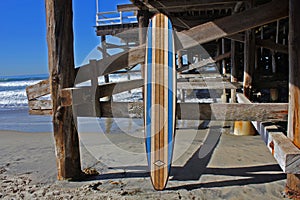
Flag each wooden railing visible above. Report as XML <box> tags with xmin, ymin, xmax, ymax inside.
<box><xmin>96</xmin><ymin>11</ymin><xmax>138</xmax><ymax>26</ymax></box>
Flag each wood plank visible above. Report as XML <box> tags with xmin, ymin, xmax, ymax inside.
<box><xmin>178</xmin><ymin>77</ymin><xmax>232</xmax><ymax>82</ymax></box>
<box><xmin>74</xmin><ymin>102</ymin><xmax>288</xmax><ymax>121</ymax></box>
<box><xmin>29</xmin><ymin>109</ymin><xmax>52</xmax><ymax>116</ymax></box>
<box><xmin>60</xmin><ymin>79</ymin><xmax>144</xmax><ymax>106</ymax></box>
<box><xmin>178</xmin><ymin>73</ymin><xmax>222</xmax><ymax>78</ymax></box>
<box><xmin>226</xmin><ymin>33</ymin><xmax>245</xmax><ymax>43</ymax></box>
<box><xmin>254</xmin><ymin>121</ymin><xmax>300</xmax><ymax>174</ymax></box>
<box><xmin>45</xmin><ymin>0</ymin><xmax>81</xmax><ymax>180</ymax></box>
<box><xmin>105</xmin><ymin>42</ymin><xmax>136</xmax><ymax>50</ymax></box>
<box><xmin>176</xmin><ymin>102</ymin><xmax>288</xmax><ymax>121</ymax></box>
<box><xmin>256</xmin><ymin>39</ymin><xmax>288</xmax><ymax>54</ymax></box>
<box><xmin>178</xmin><ymin>52</ymin><xmax>231</xmax><ymax>72</ymax></box>
<box><xmin>177</xmin><ymin>81</ymin><xmax>239</xmax><ymax>90</ymax></box>
<box><xmin>145</xmin><ymin>0</ymin><xmax>243</xmax><ymax>8</ymax></box>
<box><xmin>74</xmin><ymin>45</ymin><xmax>145</xmax><ymax>84</ymax></box>
<box><xmin>98</xmin><ymin>79</ymin><xmax>143</xmax><ymax>98</ymax></box>
<box><xmin>117</xmin><ymin>4</ymin><xmax>139</xmax><ymax>12</ymax></box>
<box><xmin>268</xmin><ymin>132</ymin><xmax>300</xmax><ymax>174</ymax></box>
<box><xmin>158</xmin><ymin>3</ymin><xmax>237</xmax><ymax>12</ymax></box>
<box><xmin>26</xmin><ymin>79</ymin><xmax>50</xmax><ymax>100</ymax></box>
<box><xmin>179</xmin><ymin>0</ymin><xmax>288</xmax><ymax>49</ymax></box>
<box><xmin>28</xmin><ymin>100</ymin><xmax>52</xmax><ymax>110</ymax></box>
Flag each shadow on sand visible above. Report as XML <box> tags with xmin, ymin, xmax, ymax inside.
<box><xmin>80</xmin><ymin>123</ymin><xmax>285</xmax><ymax>189</ymax></box>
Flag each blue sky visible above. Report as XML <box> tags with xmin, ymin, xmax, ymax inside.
<box><xmin>0</xmin><ymin>0</ymin><xmax>130</xmax><ymax>76</ymax></box>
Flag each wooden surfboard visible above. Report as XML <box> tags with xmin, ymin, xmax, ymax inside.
<box><xmin>144</xmin><ymin>13</ymin><xmax>176</xmax><ymax>191</ymax></box>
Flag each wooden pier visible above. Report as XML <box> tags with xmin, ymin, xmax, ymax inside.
<box><xmin>27</xmin><ymin>0</ymin><xmax>300</xmax><ymax>196</ymax></box>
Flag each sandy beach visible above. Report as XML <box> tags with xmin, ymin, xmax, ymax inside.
<box><xmin>0</xmin><ymin>120</ymin><xmax>289</xmax><ymax>199</ymax></box>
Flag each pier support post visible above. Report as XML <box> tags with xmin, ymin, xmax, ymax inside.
<box><xmin>286</xmin><ymin>0</ymin><xmax>300</xmax><ymax>197</ymax></box>
<box><xmin>101</xmin><ymin>36</ymin><xmax>110</xmax><ymax>84</ymax></box>
<box><xmin>45</xmin><ymin>0</ymin><xmax>82</xmax><ymax>180</ymax></box>
<box><xmin>230</xmin><ymin>40</ymin><xmax>237</xmax><ymax>103</ymax></box>
<box><xmin>221</xmin><ymin>38</ymin><xmax>226</xmax><ymax>75</ymax></box>
<box><xmin>138</xmin><ymin>10</ymin><xmax>150</xmax><ymax>100</ymax></box>
<box><xmin>243</xmin><ymin>29</ymin><xmax>255</xmax><ymax>99</ymax></box>
<box><xmin>234</xmin><ymin>1</ymin><xmax>256</xmax><ymax>136</ymax></box>
<box><xmin>138</xmin><ymin>10</ymin><xmax>150</xmax><ymax>78</ymax></box>
<box><xmin>177</xmin><ymin>50</ymin><xmax>185</xmax><ymax>102</ymax></box>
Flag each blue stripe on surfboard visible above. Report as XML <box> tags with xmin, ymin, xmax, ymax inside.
<box><xmin>146</xmin><ymin>21</ymin><xmax>152</xmax><ymax>165</ymax></box>
<box><xmin>167</xmin><ymin>19</ymin><xmax>174</xmax><ymax>169</ymax></box>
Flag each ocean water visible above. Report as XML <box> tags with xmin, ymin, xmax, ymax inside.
<box><xmin>0</xmin><ymin>74</ymin><xmax>52</xmax><ymax>132</ymax></box>
<box><xmin>0</xmin><ymin>74</ymin><xmax>49</xmax><ymax>110</ymax></box>
<box><xmin>0</xmin><ymin>73</ymin><xmax>144</xmax><ymax>133</ymax></box>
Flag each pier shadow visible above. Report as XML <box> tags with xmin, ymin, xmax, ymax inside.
<box><xmin>81</xmin><ymin>164</ymin><xmax>285</xmax><ymax>190</ymax></box>
<box><xmin>170</xmin><ymin>125</ymin><xmax>222</xmax><ymax>180</ymax></box>
<box><xmin>80</xmin><ymin>125</ymin><xmax>285</xmax><ymax>189</ymax></box>
<box><xmin>167</xmin><ymin>164</ymin><xmax>285</xmax><ymax>191</ymax></box>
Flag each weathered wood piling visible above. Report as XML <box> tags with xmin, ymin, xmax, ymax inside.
<box><xmin>286</xmin><ymin>0</ymin><xmax>300</xmax><ymax>197</ymax></box>
<box><xmin>45</xmin><ymin>0</ymin><xmax>81</xmax><ymax>180</ymax></box>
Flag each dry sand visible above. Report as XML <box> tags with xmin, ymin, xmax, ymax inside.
<box><xmin>0</xmin><ymin>121</ymin><xmax>289</xmax><ymax>199</ymax></box>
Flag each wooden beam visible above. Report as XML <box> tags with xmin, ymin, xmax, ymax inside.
<box><xmin>45</xmin><ymin>0</ymin><xmax>81</xmax><ymax>180</ymax></box>
<box><xmin>226</xmin><ymin>33</ymin><xmax>245</xmax><ymax>43</ymax></box>
<box><xmin>286</xmin><ymin>0</ymin><xmax>300</xmax><ymax>197</ymax></box>
<box><xmin>97</xmin><ymin>79</ymin><xmax>143</xmax><ymax>99</ymax></box>
<box><xmin>221</xmin><ymin>38</ymin><xmax>226</xmax><ymax>75</ymax></box>
<box><xmin>236</xmin><ymin>93</ymin><xmax>299</xmax><ymax>174</ymax></box>
<box><xmin>251</xmin><ymin>120</ymin><xmax>300</xmax><ymax>174</ymax></box>
<box><xmin>102</xmin><ymin>42</ymin><xmax>137</xmax><ymax>50</ymax></box>
<box><xmin>178</xmin><ymin>73</ymin><xmax>222</xmax><ymax>79</ymax></box>
<box><xmin>28</xmin><ymin>100</ymin><xmax>52</xmax><ymax>110</ymax></box>
<box><xmin>74</xmin><ymin>45</ymin><xmax>145</xmax><ymax>84</ymax></box>
<box><xmin>132</xmin><ymin>0</ymin><xmax>242</xmax><ymax>8</ymax></box>
<box><xmin>145</xmin><ymin>0</ymin><xmax>244</xmax><ymax>8</ymax></box>
<box><xmin>60</xmin><ymin>79</ymin><xmax>144</xmax><ymax>106</ymax></box>
<box><xmin>177</xmin><ymin>81</ymin><xmax>239</xmax><ymax>90</ymax></box>
<box><xmin>177</xmin><ymin>102</ymin><xmax>288</xmax><ymax>121</ymax></box>
<box><xmin>30</xmin><ymin>99</ymin><xmax>288</xmax><ymax>121</ymax></box>
<box><xmin>117</xmin><ymin>4</ymin><xmax>139</xmax><ymax>12</ymax></box>
<box><xmin>159</xmin><ymin>3</ymin><xmax>237</xmax><ymax>12</ymax></box>
<box><xmin>179</xmin><ymin>0</ymin><xmax>288</xmax><ymax>49</ymax></box>
<box><xmin>256</xmin><ymin>39</ymin><xmax>288</xmax><ymax>54</ymax></box>
<box><xmin>73</xmin><ymin>102</ymin><xmax>288</xmax><ymax>121</ymax></box>
<box><xmin>178</xmin><ymin>52</ymin><xmax>231</xmax><ymax>72</ymax></box>
<box><xmin>268</xmin><ymin>132</ymin><xmax>300</xmax><ymax>174</ymax></box>
<box><xmin>97</xmin><ymin>46</ymin><xmax>112</xmax><ymax>55</ymax></box>
<box><xmin>252</xmin><ymin>121</ymin><xmax>300</xmax><ymax>174</ymax></box>
<box><xmin>26</xmin><ymin>79</ymin><xmax>50</xmax><ymax>100</ymax></box>
<box><xmin>29</xmin><ymin>109</ymin><xmax>52</xmax><ymax>116</ymax></box>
